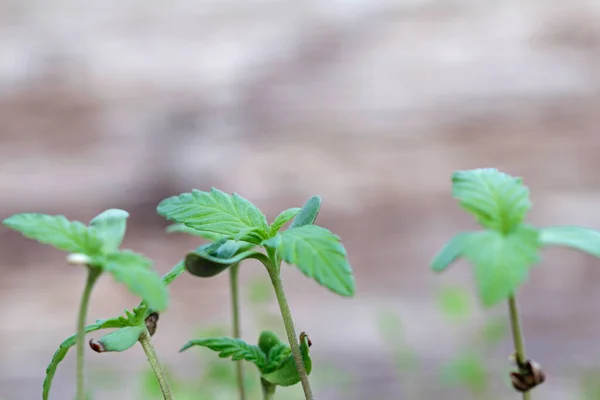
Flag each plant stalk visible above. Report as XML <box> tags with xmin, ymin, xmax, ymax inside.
<box><xmin>230</xmin><ymin>263</ymin><xmax>247</xmax><ymax>400</ymax></box>
<box><xmin>76</xmin><ymin>267</ymin><xmax>101</xmax><ymax>400</ymax></box>
<box><xmin>261</xmin><ymin>378</ymin><xmax>276</xmax><ymax>400</ymax></box>
<box><xmin>266</xmin><ymin>265</ymin><xmax>314</xmax><ymax>400</ymax></box>
<box><xmin>139</xmin><ymin>329</ymin><xmax>174</xmax><ymax>400</ymax></box>
<box><xmin>508</xmin><ymin>295</ymin><xmax>531</xmax><ymax>400</ymax></box>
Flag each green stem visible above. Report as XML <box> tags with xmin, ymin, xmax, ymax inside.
<box><xmin>266</xmin><ymin>265</ymin><xmax>314</xmax><ymax>400</ymax></box>
<box><xmin>230</xmin><ymin>263</ymin><xmax>247</xmax><ymax>400</ymax></box>
<box><xmin>508</xmin><ymin>295</ymin><xmax>531</xmax><ymax>400</ymax></box>
<box><xmin>261</xmin><ymin>378</ymin><xmax>276</xmax><ymax>400</ymax></box>
<box><xmin>139</xmin><ymin>329</ymin><xmax>174</xmax><ymax>400</ymax></box>
<box><xmin>76</xmin><ymin>267</ymin><xmax>101</xmax><ymax>400</ymax></box>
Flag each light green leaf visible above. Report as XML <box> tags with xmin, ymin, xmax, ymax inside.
<box><xmin>539</xmin><ymin>225</ymin><xmax>600</xmax><ymax>257</ymax></box>
<box><xmin>3</xmin><ymin>213</ymin><xmax>103</xmax><ymax>255</ymax></box>
<box><xmin>89</xmin><ymin>325</ymin><xmax>145</xmax><ymax>353</ymax></box>
<box><xmin>161</xmin><ymin>260</ymin><xmax>186</xmax><ymax>286</ymax></box>
<box><xmin>157</xmin><ymin>188</ymin><xmax>269</xmax><ymax>242</ymax></box>
<box><xmin>180</xmin><ymin>337</ymin><xmax>267</xmax><ymax>369</ymax></box>
<box><xmin>269</xmin><ymin>208</ymin><xmax>301</xmax><ymax>236</ymax></box>
<box><xmin>462</xmin><ymin>226</ymin><xmax>541</xmax><ymax>307</ymax></box>
<box><xmin>43</xmin><ymin>318</ymin><xmax>126</xmax><ymax>400</ymax></box>
<box><xmin>262</xmin><ymin>225</ymin><xmax>355</xmax><ymax>297</ymax></box>
<box><xmin>290</xmin><ymin>196</ymin><xmax>321</xmax><ymax>228</ymax></box>
<box><xmin>165</xmin><ymin>223</ymin><xmax>224</xmax><ymax>241</ymax></box>
<box><xmin>440</xmin><ymin>352</ymin><xmax>489</xmax><ymax>395</ymax></box>
<box><xmin>104</xmin><ymin>251</ymin><xmax>168</xmax><ymax>311</ymax></box>
<box><xmin>436</xmin><ymin>286</ymin><xmax>473</xmax><ymax>322</ymax></box>
<box><xmin>265</xmin><ymin>344</ymin><xmax>292</xmax><ymax>373</ymax></box>
<box><xmin>452</xmin><ymin>168</ymin><xmax>531</xmax><ymax>233</ymax></box>
<box><xmin>431</xmin><ymin>232</ymin><xmax>472</xmax><ymax>272</ymax></box>
<box><xmin>89</xmin><ymin>209</ymin><xmax>129</xmax><ymax>253</ymax></box>
<box><xmin>262</xmin><ymin>333</ymin><xmax>312</xmax><ymax>387</ymax></box>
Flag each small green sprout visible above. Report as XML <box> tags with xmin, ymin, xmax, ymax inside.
<box><xmin>158</xmin><ymin>189</ymin><xmax>354</xmax><ymax>400</ymax></box>
<box><xmin>431</xmin><ymin>168</ymin><xmax>600</xmax><ymax>399</ymax></box>
<box><xmin>3</xmin><ymin>209</ymin><xmax>169</xmax><ymax>400</ymax></box>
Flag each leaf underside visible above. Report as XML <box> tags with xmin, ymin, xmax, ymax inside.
<box><xmin>290</xmin><ymin>195</ymin><xmax>321</xmax><ymax>229</ymax></box>
<box><xmin>263</xmin><ymin>224</ymin><xmax>355</xmax><ymax>296</ymax></box>
<box><xmin>463</xmin><ymin>226</ymin><xmax>541</xmax><ymax>307</ymax></box>
<box><xmin>452</xmin><ymin>168</ymin><xmax>531</xmax><ymax>232</ymax></box>
<box><xmin>89</xmin><ymin>209</ymin><xmax>129</xmax><ymax>253</ymax></box>
<box><xmin>3</xmin><ymin>213</ymin><xmax>103</xmax><ymax>255</ymax></box>
<box><xmin>184</xmin><ymin>240</ymin><xmax>263</xmax><ymax>277</ymax></box>
<box><xmin>431</xmin><ymin>233</ymin><xmax>471</xmax><ymax>272</ymax></box>
<box><xmin>157</xmin><ymin>188</ymin><xmax>269</xmax><ymax>240</ymax></box>
<box><xmin>180</xmin><ymin>337</ymin><xmax>267</xmax><ymax>369</ymax></box>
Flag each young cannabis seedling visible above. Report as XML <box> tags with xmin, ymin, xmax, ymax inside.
<box><xmin>43</xmin><ymin>260</ymin><xmax>185</xmax><ymax>400</ymax></box>
<box><xmin>157</xmin><ymin>189</ymin><xmax>355</xmax><ymax>400</ymax></box>
<box><xmin>431</xmin><ymin>168</ymin><xmax>600</xmax><ymax>399</ymax></box>
<box><xmin>180</xmin><ymin>330</ymin><xmax>312</xmax><ymax>400</ymax></box>
<box><xmin>2</xmin><ymin>209</ymin><xmax>169</xmax><ymax>400</ymax></box>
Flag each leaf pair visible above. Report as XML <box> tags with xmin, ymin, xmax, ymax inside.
<box><xmin>42</xmin><ymin>261</ymin><xmax>186</xmax><ymax>400</ymax></box>
<box><xmin>432</xmin><ymin>168</ymin><xmax>600</xmax><ymax>306</ymax></box>
<box><xmin>3</xmin><ymin>209</ymin><xmax>168</xmax><ymax>311</ymax></box>
<box><xmin>159</xmin><ymin>189</ymin><xmax>355</xmax><ymax>297</ymax></box>
<box><xmin>180</xmin><ymin>330</ymin><xmax>312</xmax><ymax>387</ymax></box>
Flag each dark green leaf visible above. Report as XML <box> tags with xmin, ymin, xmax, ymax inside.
<box><xmin>452</xmin><ymin>168</ymin><xmax>531</xmax><ymax>233</ymax></box>
<box><xmin>269</xmin><ymin>208</ymin><xmax>301</xmax><ymax>236</ymax></box>
<box><xmin>262</xmin><ymin>225</ymin><xmax>355</xmax><ymax>296</ymax></box>
<box><xmin>3</xmin><ymin>213</ymin><xmax>103</xmax><ymax>255</ymax></box>
<box><xmin>463</xmin><ymin>226</ymin><xmax>541</xmax><ymax>307</ymax></box>
<box><xmin>289</xmin><ymin>196</ymin><xmax>321</xmax><ymax>228</ymax></box>
<box><xmin>539</xmin><ymin>225</ymin><xmax>600</xmax><ymax>257</ymax></box>
<box><xmin>261</xmin><ymin>333</ymin><xmax>312</xmax><ymax>387</ymax></box>
<box><xmin>184</xmin><ymin>240</ymin><xmax>266</xmax><ymax>278</ymax></box>
<box><xmin>180</xmin><ymin>337</ymin><xmax>267</xmax><ymax>369</ymax></box>
<box><xmin>43</xmin><ymin>318</ymin><xmax>125</xmax><ymax>400</ymax></box>
<box><xmin>431</xmin><ymin>233</ymin><xmax>472</xmax><ymax>272</ymax></box>
<box><xmin>161</xmin><ymin>260</ymin><xmax>186</xmax><ymax>286</ymax></box>
<box><xmin>104</xmin><ymin>251</ymin><xmax>168</xmax><ymax>311</ymax></box>
<box><xmin>89</xmin><ymin>209</ymin><xmax>129</xmax><ymax>253</ymax></box>
<box><xmin>157</xmin><ymin>188</ymin><xmax>269</xmax><ymax>241</ymax></box>
<box><xmin>265</xmin><ymin>344</ymin><xmax>291</xmax><ymax>373</ymax></box>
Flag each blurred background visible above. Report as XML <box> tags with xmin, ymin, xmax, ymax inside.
<box><xmin>2</xmin><ymin>0</ymin><xmax>600</xmax><ymax>399</ymax></box>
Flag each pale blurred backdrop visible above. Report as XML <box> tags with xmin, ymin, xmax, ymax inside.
<box><xmin>2</xmin><ymin>1</ymin><xmax>600</xmax><ymax>399</ymax></box>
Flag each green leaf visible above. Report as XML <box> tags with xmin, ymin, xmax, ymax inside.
<box><xmin>265</xmin><ymin>344</ymin><xmax>292</xmax><ymax>373</ymax></box>
<box><xmin>290</xmin><ymin>196</ymin><xmax>321</xmax><ymax>229</ymax></box>
<box><xmin>157</xmin><ymin>188</ymin><xmax>269</xmax><ymax>242</ymax></box>
<box><xmin>89</xmin><ymin>209</ymin><xmax>129</xmax><ymax>253</ymax></box>
<box><xmin>43</xmin><ymin>318</ymin><xmax>125</xmax><ymax>400</ymax></box>
<box><xmin>165</xmin><ymin>223</ymin><xmax>224</xmax><ymax>241</ymax></box>
<box><xmin>440</xmin><ymin>352</ymin><xmax>489</xmax><ymax>395</ymax></box>
<box><xmin>462</xmin><ymin>226</ymin><xmax>541</xmax><ymax>307</ymax></box>
<box><xmin>262</xmin><ymin>333</ymin><xmax>312</xmax><ymax>387</ymax></box>
<box><xmin>104</xmin><ymin>251</ymin><xmax>169</xmax><ymax>311</ymax></box>
<box><xmin>180</xmin><ymin>337</ymin><xmax>267</xmax><ymax>369</ymax></box>
<box><xmin>269</xmin><ymin>208</ymin><xmax>301</xmax><ymax>236</ymax></box>
<box><xmin>184</xmin><ymin>240</ymin><xmax>266</xmax><ymax>278</ymax></box>
<box><xmin>263</xmin><ymin>225</ymin><xmax>355</xmax><ymax>296</ymax></box>
<box><xmin>452</xmin><ymin>168</ymin><xmax>531</xmax><ymax>233</ymax></box>
<box><xmin>431</xmin><ymin>233</ymin><xmax>471</xmax><ymax>272</ymax></box>
<box><xmin>161</xmin><ymin>260</ymin><xmax>186</xmax><ymax>286</ymax></box>
<box><xmin>539</xmin><ymin>225</ymin><xmax>600</xmax><ymax>257</ymax></box>
<box><xmin>89</xmin><ymin>325</ymin><xmax>145</xmax><ymax>353</ymax></box>
<box><xmin>3</xmin><ymin>213</ymin><xmax>103</xmax><ymax>255</ymax></box>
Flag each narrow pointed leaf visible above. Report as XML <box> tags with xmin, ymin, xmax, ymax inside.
<box><xmin>157</xmin><ymin>188</ymin><xmax>269</xmax><ymax>241</ymax></box>
<box><xmin>43</xmin><ymin>318</ymin><xmax>125</xmax><ymax>400</ymax></box>
<box><xmin>3</xmin><ymin>213</ymin><xmax>103</xmax><ymax>255</ymax></box>
<box><xmin>462</xmin><ymin>226</ymin><xmax>541</xmax><ymax>307</ymax></box>
<box><xmin>104</xmin><ymin>251</ymin><xmax>168</xmax><ymax>311</ymax></box>
<box><xmin>180</xmin><ymin>337</ymin><xmax>267</xmax><ymax>369</ymax></box>
<box><xmin>262</xmin><ymin>225</ymin><xmax>355</xmax><ymax>296</ymax></box>
<box><xmin>269</xmin><ymin>208</ymin><xmax>301</xmax><ymax>236</ymax></box>
<box><xmin>161</xmin><ymin>260</ymin><xmax>186</xmax><ymax>286</ymax></box>
<box><xmin>539</xmin><ymin>225</ymin><xmax>600</xmax><ymax>257</ymax></box>
<box><xmin>452</xmin><ymin>168</ymin><xmax>531</xmax><ymax>233</ymax></box>
<box><xmin>290</xmin><ymin>196</ymin><xmax>321</xmax><ymax>228</ymax></box>
<box><xmin>89</xmin><ymin>209</ymin><xmax>129</xmax><ymax>253</ymax></box>
<box><xmin>431</xmin><ymin>232</ymin><xmax>472</xmax><ymax>272</ymax></box>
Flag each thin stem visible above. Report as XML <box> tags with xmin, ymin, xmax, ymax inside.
<box><xmin>266</xmin><ymin>265</ymin><xmax>314</xmax><ymax>400</ymax></box>
<box><xmin>139</xmin><ymin>329</ymin><xmax>174</xmax><ymax>400</ymax></box>
<box><xmin>230</xmin><ymin>263</ymin><xmax>247</xmax><ymax>400</ymax></box>
<box><xmin>261</xmin><ymin>378</ymin><xmax>276</xmax><ymax>400</ymax></box>
<box><xmin>508</xmin><ymin>295</ymin><xmax>531</xmax><ymax>400</ymax></box>
<box><xmin>76</xmin><ymin>267</ymin><xmax>101</xmax><ymax>400</ymax></box>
